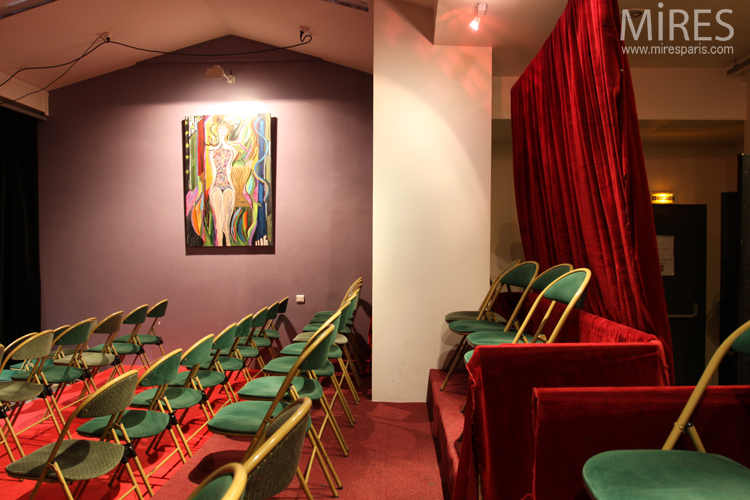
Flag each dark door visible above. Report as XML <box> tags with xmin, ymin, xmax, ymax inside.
<box><xmin>653</xmin><ymin>205</ymin><xmax>707</xmax><ymax>385</ymax></box>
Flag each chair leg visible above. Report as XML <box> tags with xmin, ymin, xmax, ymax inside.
<box><xmin>306</xmin><ymin>429</ymin><xmax>340</xmax><ymax>496</ymax></box>
<box><xmin>337</xmin><ymin>357</ymin><xmax>360</xmax><ymax>405</ymax></box>
<box><xmin>441</xmin><ymin>337</ymin><xmax>469</xmax><ymax>391</ymax></box>
<box><xmin>326</xmin><ymin>372</ymin><xmax>355</xmax><ymax>426</ymax></box>
<box><xmin>296</xmin><ymin>467</ymin><xmax>315</xmax><ymax>500</ymax></box>
<box><xmin>442</xmin><ymin>335</ymin><xmax>466</xmax><ymax>372</ymax></box>
<box><xmin>3</xmin><ymin>414</ymin><xmax>25</xmax><ymax>458</ymax></box>
<box><xmin>317</xmin><ymin>389</ymin><xmax>349</xmax><ymax>455</ymax></box>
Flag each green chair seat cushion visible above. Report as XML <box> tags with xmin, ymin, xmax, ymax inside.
<box><xmin>300</xmin><ymin>323</ymin><xmax>351</xmax><ymax>334</ymax></box>
<box><xmin>313</xmin><ymin>360</ymin><xmax>336</xmax><ymax>378</ymax></box>
<box><xmin>87</xmin><ymin>343</ymin><xmax>142</xmax><ymax>355</ymax></box>
<box><xmin>11</xmin><ymin>365</ymin><xmax>83</xmax><ymax>383</ymax></box>
<box><xmin>169</xmin><ymin>370</ymin><xmax>226</xmax><ymax>389</ymax></box>
<box><xmin>466</xmin><ymin>330</ymin><xmax>523</xmax><ymax>347</ymax></box>
<box><xmin>131</xmin><ymin>387</ymin><xmax>204</xmax><ymax>410</ymax></box>
<box><xmin>0</xmin><ymin>381</ymin><xmax>44</xmax><ymax>402</ymax></box>
<box><xmin>292</xmin><ymin>333</ymin><xmax>313</xmax><ymax>343</ymax></box>
<box><xmin>77</xmin><ymin>409</ymin><xmax>169</xmax><ymax>440</ymax></box>
<box><xmin>6</xmin><ymin>439</ymin><xmax>124</xmax><ymax>481</ymax></box>
<box><xmin>445</xmin><ymin>310</ymin><xmax>481</xmax><ymax>323</ymax></box>
<box><xmin>262</xmin><ymin>356</ymin><xmax>298</xmax><ymax>375</ymax></box>
<box><xmin>280</xmin><ymin>343</ymin><xmax>342</xmax><ymax>359</ymax></box>
<box><xmin>235</xmin><ymin>346</ymin><xmax>260</xmax><ymax>358</ymax></box>
<box><xmin>293</xmin><ymin>332</ymin><xmax>348</xmax><ymax>345</ymax></box>
<box><xmin>192</xmin><ymin>474</ymin><xmax>236</xmax><ymax>500</ymax></box>
<box><xmin>263</xmin><ymin>329</ymin><xmax>280</xmax><ymax>339</ymax></box>
<box><xmin>464</xmin><ymin>350</ymin><xmax>474</xmax><ymax>364</ymax></box>
<box><xmin>239</xmin><ymin>336</ymin><xmax>271</xmax><ymax>348</ymax></box>
<box><xmin>207</xmin><ymin>400</ymin><xmax>283</xmax><ymax>435</ymax></box>
<box><xmin>55</xmin><ymin>352</ymin><xmax>117</xmax><ymax>368</ymax></box>
<box><xmin>312</xmin><ymin>310</ymin><xmax>336</xmax><ymax>318</ymax></box>
<box><xmin>583</xmin><ymin>449</ymin><xmax>750</xmax><ymax>500</ymax></box>
<box><xmin>449</xmin><ymin>320</ymin><xmax>508</xmax><ymax>334</ymax></box>
<box><xmin>113</xmin><ymin>334</ymin><xmax>161</xmax><ymax>344</ymax></box>
<box><xmin>308</xmin><ymin>316</ymin><xmax>353</xmax><ymax>326</ymax></box>
<box><xmin>200</xmin><ymin>357</ymin><xmax>244</xmax><ymax>372</ymax></box>
<box><xmin>238</xmin><ymin>376</ymin><xmax>323</xmax><ymax>401</ymax></box>
<box><xmin>0</xmin><ymin>370</ymin><xmax>15</xmax><ymax>382</ymax></box>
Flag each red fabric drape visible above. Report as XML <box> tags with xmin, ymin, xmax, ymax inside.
<box><xmin>511</xmin><ymin>0</ymin><xmax>673</xmax><ymax>381</ymax></box>
<box><xmin>453</xmin><ymin>343</ymin><xmax>666</xmax><ymax>500</ymax></box>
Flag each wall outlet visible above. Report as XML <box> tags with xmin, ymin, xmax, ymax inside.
<box><xmin>296</xmin><ymin>295</ymin><xmax>305</xmax><ymax>304</ymax></box>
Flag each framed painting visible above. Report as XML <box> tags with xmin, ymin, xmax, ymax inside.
<box><xmin>183</xmin><ymin>114</ymin><xmax>273</xmax><ymax>247</ymax></box>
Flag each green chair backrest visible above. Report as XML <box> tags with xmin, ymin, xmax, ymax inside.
<box><xmin>94</xmin><ymin>311</ymin><xmax>124</xmax><ymax>334</ymax></box>
<box><xmin>512</xmin><ymin>268</ymin><xmax>592</xmax><ymax>344</ymax></box>
<box><xmin>55</xmin><ymin>318</ymin><xmax>96</xmax><ymax>346</ymax></box>
<box><xmin>11</xmin><ymin>330</ymin><xmax>54</xmax><ymax>361</ymax></box>
<box><xmin>531</xmin><ymin>264</ymin><xmax>574</xmax><ymax>292</ymax></box>
<box><xmin>123</xmin><ymin>304</ymin><xmax>149</xmax><ymax>325</ymax></box>
<box><xmin>236</xmin><ymin>313</ymin><xmax>254</xmax><ymax>338</ymax></box>
<box><xmin>266</xmin><ymin>302</ymin><xmax>280</xmax><ymax>321</ymax></box>
<box><xmin>544</xmin><ymin>269</ymin><xmax>590</xmax><ymax>309</ymax></box>
<box><xmin>277</xmin><ymin>297</ymin><xmax>289</xmax><ymax>314</ymax></box>
<box><xmin>181</xmin><ymin>335</ymin><xmax>215</xmax><ymax>366</ymax></box>
<box><xmin>499</xmin><ymin>261</ymin><xmax>539</xmax><ymax>289</ymax></box>
<box><xmin>251</xmin><ymin>308</ymin><xmax>268</xmax><ymax>328</ymax></box>
<box><xmin>139</xmin><ymin>349</ymin><xmax>182</xmax><ymax>387</ymax></box>
<box><xmin>212</xmin><ymin>324</ymin><xmax>237</xmax><ymax>351</ymax></box>
<box><xmin>245</xmin><ymin>398</ymin><xmax>311</xmax><ymax>500</ymax></box>
<box><xmin>147</xmin><ymin>300</ymin><xmax>169</xmax><ymax>318</ymax></box>
<box><xmin>77</xmin><ymin>370</ymin><xmax>139</xmax><ymax>419</ymax></box>
<box><xmin>299</xmin><ymin>309</ymin><xmax>344</xmax><ymax>372</ymax></box>
<box><xmin>731</xmin><ymin>325</ymin><xmax>750</xmax><ymax>355</ymax></box>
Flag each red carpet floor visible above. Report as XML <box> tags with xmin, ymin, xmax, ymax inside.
<box><xmin>0</xmin><ymin>368</ymin><xmax>446</xmax><ymax>499</ymax></box>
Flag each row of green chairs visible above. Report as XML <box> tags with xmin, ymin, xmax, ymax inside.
<box><xmin>442</xmin><ymin>262</ymin><xmax>591</xmax><ymax>390</ymax></box>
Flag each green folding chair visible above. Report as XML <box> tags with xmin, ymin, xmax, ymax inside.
<box><xmin>5</xmin><ymin>370</ymin><xmax>146</xmax><ymax>500</ymax></box>
<box><xmin>583</xmin><ymin>318</ymin><xmax>750</xmax><ymax>499</ymax></box>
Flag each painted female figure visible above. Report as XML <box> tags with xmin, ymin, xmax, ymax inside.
<box><xmin>206</xmin><ymin>116</ymin><xmax>239</xmax><ymax>246</ymax></box>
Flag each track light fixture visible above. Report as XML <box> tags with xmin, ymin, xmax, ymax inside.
<box><xmin>470</xmin><ymin>1</ymin><xmax>488</xmax><ymax>32</ymax></box>
<box><xmin>205</xmin><ymin>65</ymin><xmax>235</xmax><ymax>84</ymax></box>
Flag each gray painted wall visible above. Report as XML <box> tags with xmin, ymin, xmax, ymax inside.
<box><xmin>37</xmin><ymin>36</ymin><xmax>373</xmax><ymax>354</ymax></box>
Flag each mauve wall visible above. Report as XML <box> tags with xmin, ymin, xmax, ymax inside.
<box><xmin>37</xmin><ymin>36</ymin><xmax>372</xmax><ymax>352</ymax></box>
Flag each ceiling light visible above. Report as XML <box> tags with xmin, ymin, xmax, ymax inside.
<box><xmin>624</xmin><ymin>9</ymin><xmax>645</xmax><ymax>19</ymax></box>
<box><xmin>205</xmin><ymin>65</ymin><xmax>235</xmax><ymax>84</ymax></box>
<box><xmin>470</xmin><ymin>2</ymin><xmax>488</xmax><ymax>32</ymax></box>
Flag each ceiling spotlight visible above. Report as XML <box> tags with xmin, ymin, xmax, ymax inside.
<box><xmin>205</xmin><ymin>65</ymin><xmax>235</xmax><ymax>84</ymax></box>
<box><xmin>470</xmin><ymin>2</ymin><xmax>488</xmax><ymax>32</ymax></box>
<box><xmin>624</xmin><ymin>8</ymin><xmax>645</xmax><ymax>19</ymax></box>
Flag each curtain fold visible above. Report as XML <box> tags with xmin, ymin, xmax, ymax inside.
<box><xmin>511</xmin><ymin>0</ymin><xmax>673</xmax><ymax>381</ymax></box>
<box><xmin>0</xmin><ymin>107</ymin><xmax>41</xmax><ymax>344</ymax></box>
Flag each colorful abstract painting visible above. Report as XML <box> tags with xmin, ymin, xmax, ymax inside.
<box><xmin>183</xmin><ymin>114</ymin><xmax>273</xmax><ymax>247</ymax></box>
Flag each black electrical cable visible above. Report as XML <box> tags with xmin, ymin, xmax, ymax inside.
<box><xmin>0</xmin><ymin>36</ymin><xmax>107</xmax><ymax>105</ymax></box>
<box><xmin>1</xmin><ymin>31</ymin><xmax>313</xmax><ymax>106</ymax></box>
<box><xmin>0</xmin><ymin>34</ymin><xmax>108</xmax><ymax>89</ymax></box>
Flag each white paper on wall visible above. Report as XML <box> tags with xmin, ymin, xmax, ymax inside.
<box><xmin>657</xmin><ymin>235</ymin><xmax>675</xmax><ymax>276</ymax></box>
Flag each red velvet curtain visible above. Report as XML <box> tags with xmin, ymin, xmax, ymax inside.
<box><xmin>511</xmin><ymin>0</ymin><xmax>673</xmax><ymax>382</ymax></box>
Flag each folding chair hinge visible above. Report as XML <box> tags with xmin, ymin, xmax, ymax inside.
<box><xmin>200</xmin><ymin>391</ymin><xmax>209</xmax><ymax>404</ymax></box>
<box><xmin>0</xmin><ymin>407</ymin><xmax>7</xmax><ymax>419</ymax></box>
<box><xmin>41</xmin><ymin>385</ymin><xmax>54</xmax><ymax>398</ymax></box>
<box><xmin>80</xmin><ymin>368</ymin><xmax>92</xmax><ymax>380</ymax></box>
<box><xmin>168</xmin><ymin>411</ymin><xmax>178</xmax><ymax>427</ymax></box>
<box><xmin>112</xmin><ymin>357</ymin><xmax>122</xmax><ymax>366</ymax></box>
<box><xmin>684</xmin><ymin>421</ymin><xmax>694</xmax><ymax>432</ymax></box>
<box><xmin>121</xmin><ymin>443</ymin><xmax>137</xmax><ymax>463</ymax></box>
<box><xmin>137</xmin><ymin>346</ymin><xmax>145</xmax><ymax>355</ymax></box>
<box><xmin>155</xmin><ymin>337</ymin><xmax>164</xmax><ymax>345</ymax></box>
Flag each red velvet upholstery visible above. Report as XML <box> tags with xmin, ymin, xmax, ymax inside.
<box><xmin>453</xmin><ymin>342</ymin><xmax>666</xmax><ymax>500</ymax></box>
<box><xmin>532</xmin><ymin>386</ymin><xmax>750</xmax><ymax>500</ymax></box>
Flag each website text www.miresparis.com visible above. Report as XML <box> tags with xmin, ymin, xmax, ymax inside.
<box><xmin>620</xmin><ymin>3</ymin><xmax>734</xmax><ymax>57</ymax></box>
